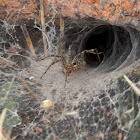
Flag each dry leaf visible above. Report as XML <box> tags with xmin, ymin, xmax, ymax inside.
<box><xmin>131</xmin><ymin>68</ymin><xmax>140</xmax><ymax>72</ymax></box>
<box><xmin>1</xmin><ymin>60</ymin><xmax>7</xmax><ymax>66</ymax></box>
<box><xmin>23</xmin><ymin>116</ymin><xmax>29</xmax><ymax>124</ymax></box>
<box><xmin>109</xmin><ymin>130</ymin><xmax>118</xmax><ymax>136</ymax></box>
<box><xmin>35</xmin><ymin>127</ymin><xmax>42</xmax><ymax>135</ymax></box>
<box><xmin>117</xmin><ymin>133</ymin><xmax>122</xmax><ymax>140</ymax></box>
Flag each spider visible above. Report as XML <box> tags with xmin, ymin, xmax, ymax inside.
<box><xmin>38</xmin><ymin>46</ymin><xmax>103</xmax><ymax>87</ymax></box>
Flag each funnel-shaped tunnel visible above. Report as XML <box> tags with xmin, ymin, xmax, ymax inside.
<box><xmin>79</xmin><ymin>24</ymin><xmax>140</xmax><ymax>72</ymax></box>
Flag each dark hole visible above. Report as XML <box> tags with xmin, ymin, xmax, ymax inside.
<box><xmin>83</xmin><ymin>25</ymin><xmax>114</xmax><ymax>67</ymax></box>
<box><xmin>80</xmin><ymin>24</ymin><xmax>133</xmax><ymax>71</ymax></box>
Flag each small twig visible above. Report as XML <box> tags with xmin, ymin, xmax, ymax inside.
<box><xmin>131</xmin><ymin>68</ymin><xmax>140</xmax><ymax>72</ymax></box>
<box><xmin>40</xmin><ymin>0</ymin><xmax>48</xmax><ymax>57</ymax></box>
<box><xmin>59</xmin><ymin>10</ymin><xmax>64</xmax><ymax>38</ymax></box>
<box><xmin>21</xmin><ymin>25</ymin><xmax>36</xmax><ymax>57</ymax></box>
<box><xmin>56</xmin><ymin>10</ymin><xmax>65</xmax><ymax>55</ymax></box>
<box><xmin>0</xmin><ymin>108</ymin><xmax>8</xmax><ymax>140</ymax></box>
<box><xmin>123</xmin><ymin>75</ymin><xmax>140</xmax><ymax>96</ymax></box>
<box><xmin>5</xmin><ymin>130</ymin><xmax>12</xmax><ymax>140</ymax></box>
<box><xmin>19</xmin><ymin>78</ymin><xmax>39</xmax><ymax>101</ymax></box>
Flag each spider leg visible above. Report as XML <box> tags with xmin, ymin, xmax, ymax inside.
<box><xmin>94</xmin><ymin>49</ymin><xmax>102</xmax><ymax>63</ymax></box>
<box><xmin>64</xmin><ymin>70</ymin><xmax>69</xmax><ymax>88</ymax></box>
<box><xmin>40</xmin><ymin>59</ymin><xmax>61</xmax><ymax>79</ymax></box>
<box><xmin>83</xmin><ymin>49</ymin><xmax>103</xmax><ymax>63</ymax></box>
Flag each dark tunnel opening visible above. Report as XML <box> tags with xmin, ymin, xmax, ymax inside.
<box><xmin>80</xmin><ymin>24</ymin><xmax>136</xmax><ymax>72</ymax></box>
<box><xmin>82</xmin><ymin>25</ymin><xmax>114</xmax><ymax>67</ymax></box>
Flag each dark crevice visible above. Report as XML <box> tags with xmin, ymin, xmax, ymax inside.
<box><xmin>81</xmin><ymin>25</ymin><xmax>114</xmax><ymax>67</ymax></box>
<box><xmin>79</xmin><ymin>23</ymin><xmax>140</xmax><ymax>72</ymax></box>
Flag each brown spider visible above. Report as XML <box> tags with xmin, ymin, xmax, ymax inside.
<box><xmin>38</xmin><ymin>11</ymin><xmax>104</xmax><ymax>87</ymax></box>
<box><xmin>38</xmin><ymin>46</ymin><xmax>103</xmax><ymax>87</ymax></box>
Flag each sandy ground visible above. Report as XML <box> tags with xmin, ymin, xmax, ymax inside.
<box><xmin>24</xmin><ymin>56</ymin><xmax>140</xmax><ymax>106</ymax></box>
<box><xmin>1</xmin><ymin>47</ymin><xmax>140</xmax><ymax>139</ymax></box>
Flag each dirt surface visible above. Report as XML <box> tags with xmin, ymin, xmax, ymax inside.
<box><xmin>0</xmin><ymin>0</ymin><xmax>140</xmax><ymax>28</ymax></box>
<box><xmin>1</xmin><ymin>44</ymin><xmax>140</xmax><ymax>139</ymax></box>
